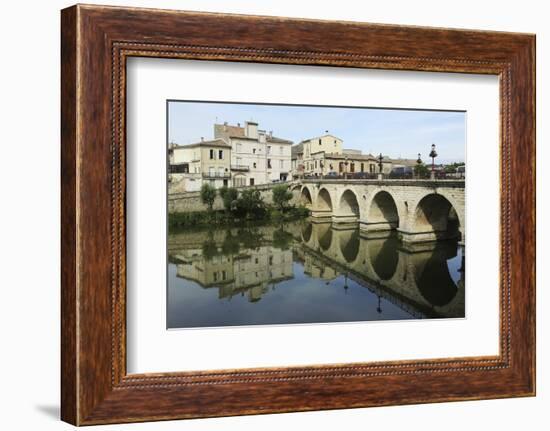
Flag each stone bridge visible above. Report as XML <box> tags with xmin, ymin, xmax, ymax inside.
<box><xmin>292</xmin><ymin>179</ymin><xmax>465</xmax><ymax>245</ymax></box>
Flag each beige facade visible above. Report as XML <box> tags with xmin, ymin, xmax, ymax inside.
<box><xmin>291</xmin><ymin>133</ymin><xmax>396</xmax><ymax>178</ymax></box>
<box><xmin>169</xmin><ymin>139</ymin><xmax>231</xmax><ymax>191</ymax></box>
<box><xmin>214</xmin><ymin>121</ymin><xmax>293</xmax><ymax>186</ymax></box>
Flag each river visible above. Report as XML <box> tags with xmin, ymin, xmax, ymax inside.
<box><xmin>167</xmin><ymin>219</ymin><xmax>465</xmax><ymax>328</ymax></box>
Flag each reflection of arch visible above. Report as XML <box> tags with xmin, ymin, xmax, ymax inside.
<box><xmin>338</xmin><ymin>229</ymin><xmax>360</xmax><ymax>263</ymax></box>
<box><xmin>318</xmin><ymin>226</ymin><xmax>333</xmax><ymax>251</ymax></box>
<box><xmin>317</xmin><ymin>188</ymin><xmax>333</xmax><ymax>211</ymax></box>
<box><xmin>339</xmin><ymin>189</ymin><xmax>360</xmax><ymax>217</ymax></box>
<box><xmin>413</xmin><ymin>194</ymin><xmax>460</xmax><ymax>239</ymax></box>
<box><xmin>300</xmin><ymin>187</ymin><xmax>313</xmax><ymax>208</ymax></box>
<box><xmin>366</xmin><ymin>236</ymin><xmax>399</xmax><ymax>281</ymax></box>
<box><xmin>301</xmin><ymin>222</ymin><xmax>312</xmax><ymax>243</ymax></box>
<box><xmin>414</xmin><ymin>242</ymin><xmax>459</xmax><ymax>306</ymax></box>
<box><xmin>368</xmin><ymin>191</ymin><xmax>399</xmax><ymax>229</ymax></box>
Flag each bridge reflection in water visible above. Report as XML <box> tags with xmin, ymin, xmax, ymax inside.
<box><xmin>167</xmin><ymin>220</ymin><xmax>464</xmax><ymax>329</ymax></box>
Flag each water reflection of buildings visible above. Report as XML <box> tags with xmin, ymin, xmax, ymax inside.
<box><xmin>168</xmin><ymin>221</ymin><xmax>465</xmax><ymax>319</ymax></box>
<box><xmin>171</xmin><ymin>242</ymin><xmax>293</xmax><ymax>302</ymax></box>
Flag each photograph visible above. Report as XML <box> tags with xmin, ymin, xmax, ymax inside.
<box><xmin>166</xmin><ymin>101</ymin><xmax>466</xmax><ymax>328</ymax></box>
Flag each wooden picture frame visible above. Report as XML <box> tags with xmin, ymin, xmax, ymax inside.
<box><xmin>61</xmin><ymin>4</ymin><xmax>535</xmax><ymax>425</ymax></box>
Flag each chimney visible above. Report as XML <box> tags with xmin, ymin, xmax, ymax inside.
<box><xmin>237</xmin><ymin>122</ymin><xmax>240</xmax><ymax>127</ymax></box>
<box><xmin>269</xmin><ymin>130</ymin><xmax>273</xmax><ymax>138</ymax></box>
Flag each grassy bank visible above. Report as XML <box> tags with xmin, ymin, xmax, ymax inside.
<box><xmin>168</xmin><ymin>206</ymin><xmax>310</xmax><ymax>231</ymax></box>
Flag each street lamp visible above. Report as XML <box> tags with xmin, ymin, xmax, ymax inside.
<box><xmin>416</xmin><ymin>153</ymin><xmax>422</xmax><ymax>179</ymax></box>
<box><xmin>429</xmin><ymin>143</ymin><xmax>438</xmax><ymax>178</ymax></box>
<box><xmin>378</xmin><ymin>153</ymin><xmax>384</xmax><ymax>174</ymax></box>
<box><xmin>344</xmin><ymin>156</ymin><xmax>349</xmax><ymax>180</ymax></box>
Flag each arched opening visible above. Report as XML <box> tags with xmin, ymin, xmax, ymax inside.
<box><xmin>300</xmin><ymin>187</ymin><xmax>313</xmax><ymax>208</ymax></box>
<box><xmin>367</xmin><ymin>191</ymin><xmax>399</xmax><ymax>230</ymax></box>
<box><xmin>317</xmin><ymin>188</ymin><xmax>333</xmax><ymax>212</ymax></box>
<box><xmin>338</xmin><ymin>229</ymin><xmax>360</xmax><ymax>263</ymax></box>
<box><xmin>413</xmin><ymin>194</ymin><xmax>461</xmax><ymax>240</ymax></box>
<box><xmin>339</xmin><ymin>190</ymin><xmax>360</xmax><ymax>218</ymax></box>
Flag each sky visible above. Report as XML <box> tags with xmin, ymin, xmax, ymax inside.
<box><xmin>168</xmin><ymin>101</ymin><xmax>465</xmax><ymax>163</ymax></box>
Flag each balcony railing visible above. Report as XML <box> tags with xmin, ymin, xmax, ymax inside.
<box><xmin>202</xmin><ymin>172</ymin><xmax>231</xmax><ymax>179</ymax></box>
<box><xmin>231</xmin><ymin>164</ymin><xmax>250</xmax><ymax>171</ymax></box>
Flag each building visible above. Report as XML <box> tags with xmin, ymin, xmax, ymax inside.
<box><xmin>214</xmin><ymin>121</ymin><xmax>292</xmax><ymax>186</ymax></box>
<box><xmin>291</xmin><ymin>132</ymin><xmax>392</xmax><ymax>178</ymax></box>
<box><xmin>168</xmin><ymin>120</ymin><xmax>293</xmax><ymax>192</ymax></box>
<box><xmin>169</xmin><ymin>138</ymin><xmax>231</xmax><ymax>191</ymax></box>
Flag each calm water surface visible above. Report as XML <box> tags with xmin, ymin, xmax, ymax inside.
<box><xmin>167</xmin><ymin>219</ymin><xmax>464</xmax><ymax>328</ymax></box>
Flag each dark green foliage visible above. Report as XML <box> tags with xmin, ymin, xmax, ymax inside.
<box><xmin>234</xmin><ymin>188</ymin><xmax>266</xmax><ymax>219</ymax></box>
<box><xmin>200</xmin><ymin>183</ymin><xmax>217</xmax><ymax>211</ymax></box>
<box><xmin>414</xmin><ymin>163</ymin><xmax>430</xmax><ymax>178</ymax></box>
<box><xmin>219</xmin><ymin>186</ymin><xmax>239</xmax><ymax>212</ymax></box>
<box><xmin>272</xmin><ymin>185</ymin><xmax>293</xmax><ymax>212</ymax></box>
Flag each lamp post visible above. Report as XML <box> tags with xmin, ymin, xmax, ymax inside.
<box><xmin>344</xmin><ymin>156</ymin><xmax>349</xmax><ymax>180</ymax></box>
<box><xmin>416</xmin><ymin>153</ymin><xmax>422</xmax><ymax>179</ymax></box>
<box><xmin>378</xmin><ymin>153</ymin><xmax>384</xmax><ymax>180</ymax></box>
<box><xmin>429</xmin><ymin>143</ymin><xmax>438</xmax><ymax>179</ymax></box>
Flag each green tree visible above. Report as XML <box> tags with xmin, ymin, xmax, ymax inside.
<box><xmin>414</xmin><ymin>163</ymin><xmax>430</xmax><ymax>179</ymax></box>
<box><xmin>234</xmin><ymin>189</ymin><xmax>265</xmax><ymax>219</ymax></box>
<box><xmin>272</xmin><ymin>185</ymin><xmax>293</xmax><ymax>212</ymax></box>
<box><xmin>200</xmin><ymin>183</ymin><xmax>217</xmax><ymax>212</ymax></box>
<box><xmin>219</xmin><ymin>186</ymin><xmax>239</xmax><ymax>212</ymax></box>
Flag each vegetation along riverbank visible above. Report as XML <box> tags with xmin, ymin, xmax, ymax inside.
<box><xmin>168</xmin><ymin>184</ymin><xmax>310</xmax><ymax>230</ymax></box>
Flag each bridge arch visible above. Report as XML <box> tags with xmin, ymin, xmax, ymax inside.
<box><xmin>316</xmin><ymin>187</ymin><xmax>333</xmax><ymax>212</ymax></box>
<box><xmin>367</xmin><ymin>190</ymin><xmax>399</xmax><ymax>230</ymax></box>
<box><xmin>300</xmin><ymin>186</ymin><xmax>313</xmax><ymax>208</ymax></box>
<box><xmin>339</xmin><ymin>189</ymin><xmax>361</xmax><ymax>217</ymax></box>
<box><xmin>411</xmin><ymin>193</ymin><xmax>461</xmax><ymax>241</ymax></box>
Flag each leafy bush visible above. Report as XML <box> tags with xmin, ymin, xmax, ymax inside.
<box><xmin>234</xmin><ymin>188</ymin><xmax>266</xmax><ymax>219</ymax></box>
<box><xmin>219</xmin><ymin>186</ymin><xmax>239</xmax><ymax>212</ymax></box>
<box><xmin>200</xmin><ymin>183</ymin><xmax>217</xmax><ymax>211</ymax></box>
<box><xmin>272</xmin><ymin>185</ymin><xmax>293</xmax><ymax>212</ymax></box>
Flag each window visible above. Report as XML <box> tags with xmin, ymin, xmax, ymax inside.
<box><xmin>209</xmin><ymin>167</ymin><xmax>215</xmax><ymax>176</ymax></box>
<box><xmin>253</xmin><ymin>162</ymin><xmax>257</xmax><ymax>168</ymax></box>
<box><xmin>236</xmin><ymin>143</ymin><xmax>242</xmax><ymax>153</ymax></box>
<box><xmin>267</xmin><ymin>146</ymin><xmax>271</xmax><ymax>154</ymax></box>
<box><xmin>267</xmin><ymin>159</ymin><xmax>272</xmax><ymax>169</ymax></box>
<box><xmin>280</xmin><ymin>160</ymin><xmax>284</xmax><ymax>169</ymax></box>
<box><xmin>170</xmin><ymin>163</ymin><xmax>189</xmax><ymax>173</ymax></box>
<box><xmin>318</xmin><ymin>139</ymin><xmax>322</xmax><ymax>145</ymax></box>
<box><xmin>209</xmin><ymin>149</ymin><xmax>214</xmax><ymax>159</ymax></box>
<box><xmin>361</xmin><ymin>163</ymin><xmax>364</xmax><ymax>172</ymax></box>
<box><xmin>279</xmin><ymin>146</ymin><xmax>283</xmax><ymax>154</ymax></box>
<box><xmin>253</xmin><ymin>148</ymin><xmax>256</xmax><ymax>154</ymax></box>
<box><xmin>350</xmin><ymin>163</ymin><xmax>355</xmax><ymax>173</ymax></box>
<box><xmin>250</xmin><ymin>178</ymin><xmax>254</xmax><ymax>186</ymax></box>
<box><xmin>218</xmin><ymin>150</ymin><xmax>223</xmax><ymax>159</ymax></box>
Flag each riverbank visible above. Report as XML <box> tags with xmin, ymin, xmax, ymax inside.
<box><xmin>168</xmin><ymin>206</ymin><xmax>310</xmax><ymax>231</ymax></box>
